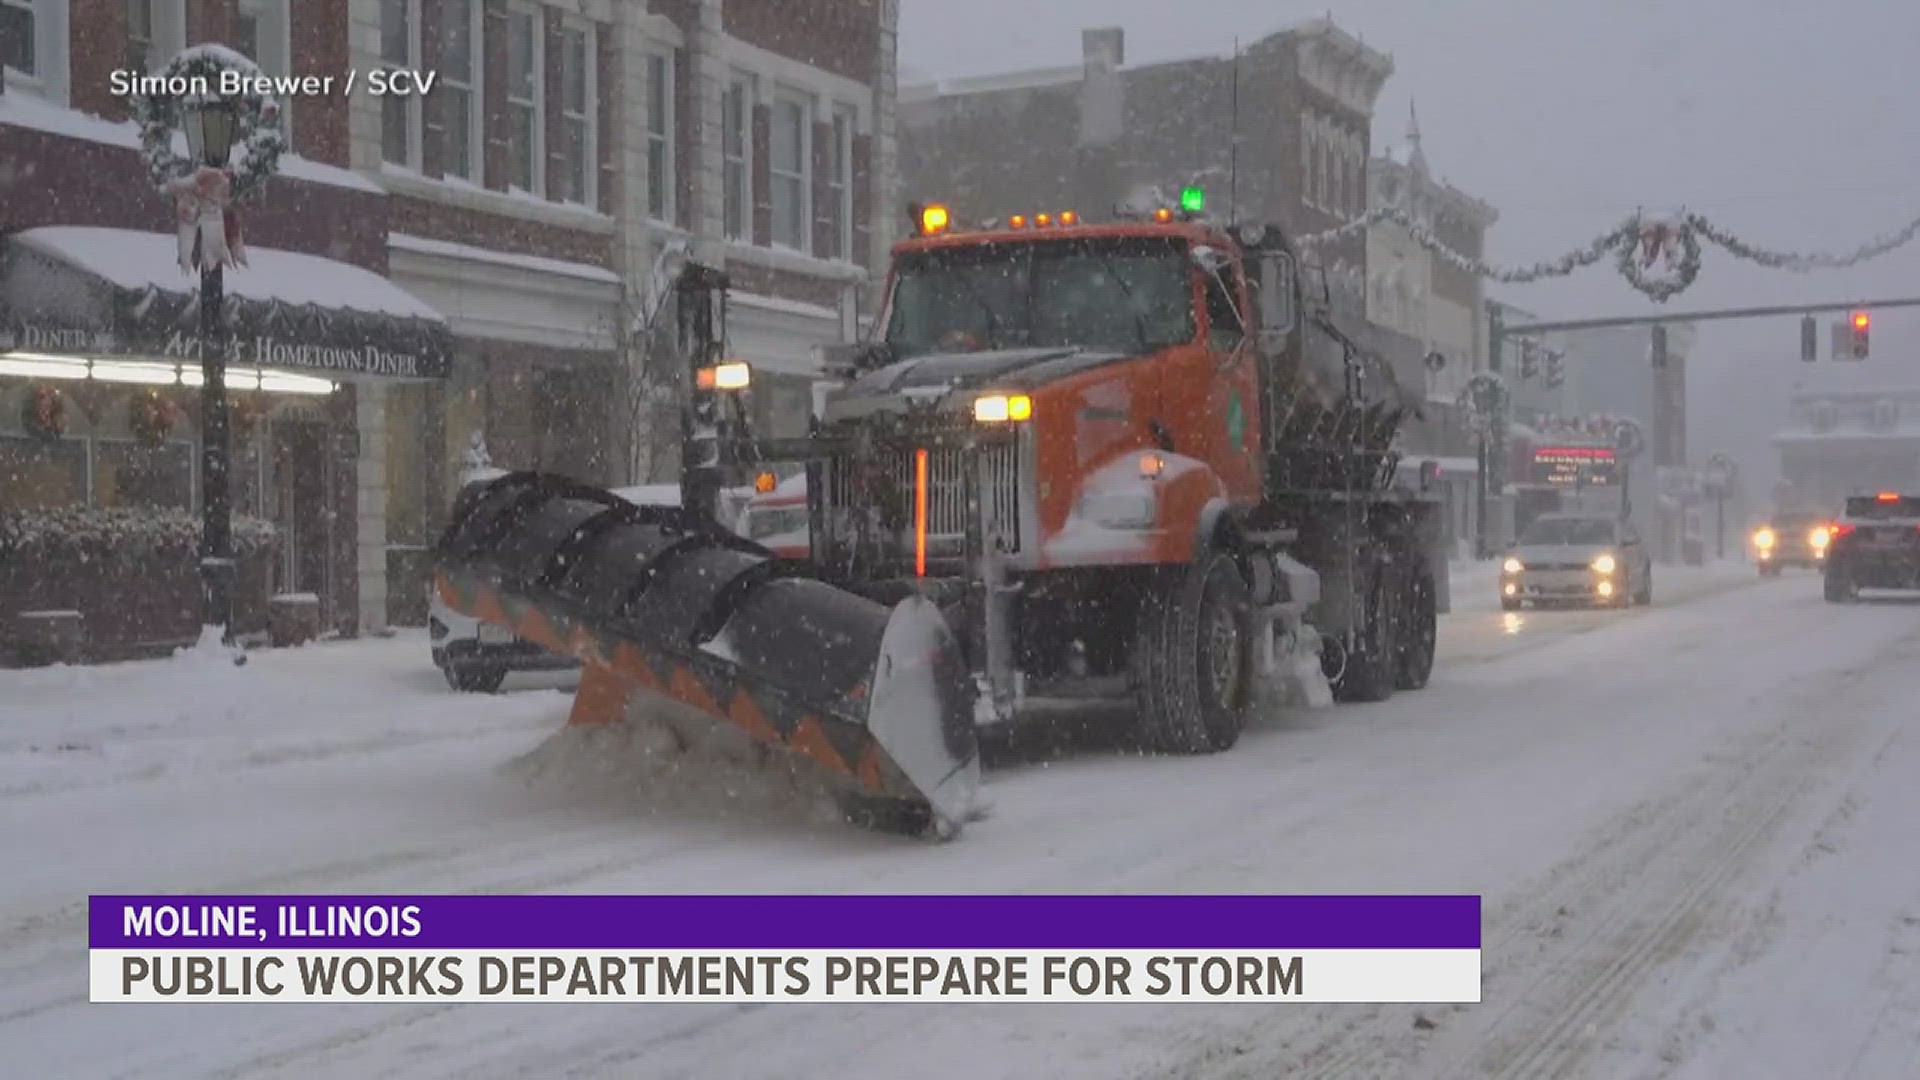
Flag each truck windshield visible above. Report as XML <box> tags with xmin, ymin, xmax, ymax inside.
<box><xmin>1521</xmin><ymin>519</ymin><xmax>1617</xmax><ymax>545</ymax></box>
<box><xmin>883</xmin><ymin>236</ymin><xmax>1194</xmax><ymax>359</ymax></box>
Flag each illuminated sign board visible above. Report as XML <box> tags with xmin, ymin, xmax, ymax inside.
<box><xmin>1533</xmin><ymin>445</ymin><xmax>1618</xmax><ymax>487</ymax></box>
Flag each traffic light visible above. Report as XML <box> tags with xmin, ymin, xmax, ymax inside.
<box><xmin>1800</xmin><ymin>315</ymin><xmax>1817</xmax><ymax>362</ymax></box>
<box><xmin>1520</xmin><ymin>339</ymin><xmax>1539</xmax><ymax>381</ymax></box>
<box><xmin>1651</xmin><ymin>324</ymin><xmax>1669</xmax><ymax>370</ymax></box>
<box><xmin>1849</xmin><ymin>310</ymin><xmax>1870</xmax><ymax>358</ymax></box>
<box><xmin>1544</xmin><ymin>350</ymin><xmax>1565</xmax><ymax>389</ymax></box>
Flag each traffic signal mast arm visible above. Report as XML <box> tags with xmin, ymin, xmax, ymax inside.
<box><xmin>1497</xmin><ymin>296</ymin><xmax>1920</xmax><ymax>337</ymax></box>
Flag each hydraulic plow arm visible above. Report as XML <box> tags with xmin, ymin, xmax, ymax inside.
<box><xmin>434</xmin><ymin>473</ymin><xmax>980</xmax><ymax>836</ymax></box>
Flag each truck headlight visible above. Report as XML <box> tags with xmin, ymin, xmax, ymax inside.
<box><xmin>1753</xmin><ymin>527</ymin><xmax>1775</xmax><ymax>549</ymax></box>
<box><xmin>1079</xmin><ymin>491</ymin><xmax>1156</xmax><ymax>529</ymax></box>
<box><xmin>1809</xmin><ymin>527</ymin><xmax>1830</xmax><ymax>549</ymax></box>
<box><xmin>1502</xmin><ymin>557</ymin><xmax>1524</xmax><ymax>574</ymax></box>
<box><xmin>697</xmin><ymin>361</ymin><xmax>751</xmax><ymax>390</ymax></box>
<box><xmin>1592</xmin><ymin>553</ymin><xmax>1616</xmax><ymax>574</ymax></box>
<box><xmin>974</xmin><ymin>393</ymin><xmax>1033</xmax><ymax>423</ymax></box>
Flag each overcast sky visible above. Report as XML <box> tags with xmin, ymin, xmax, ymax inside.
<box><xmin>899</xmin><ymin>0</ymin><xmax>1920</xmax><ymax>486</ymax></box>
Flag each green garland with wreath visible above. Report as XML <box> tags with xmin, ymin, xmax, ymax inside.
<box><xmin>130</xmin><ymin>45</ymin><xmax>287</xmax><ymax>198</ymax></box>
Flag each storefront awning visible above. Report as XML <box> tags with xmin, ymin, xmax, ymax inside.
<box><xmin>0</xmin><ymin>227</ymin><xmax>452</xmax><ymax>380</ymax></box>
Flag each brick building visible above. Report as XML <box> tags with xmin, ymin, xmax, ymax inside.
<box><xmin>899</xmin><ymin>17</ymin><xmax>1392</xmax><ymax>299</ymax></box>
<box><xmin>1</xmin><ymin>0</ymin><xmax>899</xmax><ymax>635</ymax></box>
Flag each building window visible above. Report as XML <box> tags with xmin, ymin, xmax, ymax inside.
<box><xmin>126</xmin><ymin>0</ymin><xmax>152</xmax><ymax>71</ymax></box>
<box><xmin>769</xmin><ymin>92</ymin><xmax>810</xmax><ymax>251</ymax></box>
<box><xmin>505</xmin><ymin>4</ymin><xmax>544</xmax><ymax>195</ymax></box>
<box><xmin>235</xmin><ymin>0</ymin><xmax>291</xmax><ymax>143</ymax></box>
<box><xmin>379</xmin><ymin>0</ymin><xmax>420</xmax><ymax>168</ymax></box>
<box><xmin>553</xmin><ymin>19</ymin><xmax>595</xmax><ymax>205</ymax></box>
<box><xmin>643</xmin><ymin>51</ymin><xmax>673</xmax><ymax>221</ymax></box>
<box><xmin>823</xmin><ymin>105</ymin><xmax>854</xmax><ymax>260</ymax></box>
<box><xmin>1</xmin><ymin>0</ymin><xmax>37</xmax><ymax>77</ymax></box>
<box><xmin>722</xmin><ymin>76</ymin><xmax>752</xmax><ymax>240</ymax></box>
<box><xmin>433</xmin><ymin>0</ymin><xmax>481</xmax><ymax>181</ymax></box>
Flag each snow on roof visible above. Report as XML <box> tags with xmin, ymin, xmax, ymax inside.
<box><xmin>388</xmin><ymin>233</ymin><xmax>620</xmax><ymax>285</ymax></box>
<box><xmin>731</xmin><ymin>290</ymin><xmax>839</xmax><ymax>322</ymax></box>
<box><xmin>15</xmin><ymin>227</ymin><xmax>444</xmax><ymax>321</ymax></box>
<box><xmin>0</xmin><ymin>89</ymin><xmax>382</xmax><ymax>193</ymax></box>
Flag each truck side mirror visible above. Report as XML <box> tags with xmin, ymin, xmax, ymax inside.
<box><xmin>1191</xmin><ymin>245</ymin><xmax>1229</xmax><ymax>274</ymax></box>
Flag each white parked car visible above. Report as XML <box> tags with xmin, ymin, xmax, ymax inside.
<box><xmin>1499</xmin><ymin>513</ymin><xmax>1653</xmax><ymax>610</ymax></box>
<box><xmin>429</xmin><ymin>479</ymin><xmax>755</xmax><ymax>692</ymax></box>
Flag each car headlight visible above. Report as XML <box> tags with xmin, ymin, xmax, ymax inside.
<box><xmin>1592</xmin><ymin>553</ymin><xmax>1616</xmax><ymax>574</ymax></box>
<box><xmin>1502</xmin><ymin>557</ymin><xmax>1524</xmax><ymax>574</ymax></box>
<box><xmin>1753</xmin><ymin>528</ymin><xmax>1775</xmax><ymax>548</ymax></box>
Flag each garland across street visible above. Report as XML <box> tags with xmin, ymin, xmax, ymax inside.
<box><xmin>1301</xmin><ymin>206</ymin><xmax>1920</xmax><ymax>302</ymax></box>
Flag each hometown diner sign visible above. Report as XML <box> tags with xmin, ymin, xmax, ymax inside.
<box><xmin>0</xmin><ymin>307</ymin><xmax>450</xmax><ymax>381</ymax></box>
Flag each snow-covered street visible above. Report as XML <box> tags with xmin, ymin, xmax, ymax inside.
<box><xmin>4</xmin><ymin>565</ymin><xmax>1918</xmax><ymax>1079</ymax></box>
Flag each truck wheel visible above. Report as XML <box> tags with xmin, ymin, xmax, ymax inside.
<box><xmin>445</xmin><ymin>664</ymin><xmax>506</xmax><ymax>693</ymax></box>
<box><xmin>1130</xmin><ymin>550</ymin><xmax>1252</xmax><ymax>753</ymax></box>
<box><xmin>1824</xmin><ymin>573</ymin><xmax>1855</xmax><ymax>603</ymax></box>
<box><xmin>1636</xmin><ymin>572</ymin><xmax>1653</xmax><ymax>606</ymax></box>
<box><xmin>1759</xmin><ymin>563</ymin><xmax>1781</xmax><ymax>577</ymax></box>
<box><xmin>1394</xmin><ymin>570</ymin><xmax>1437</xmax><ymax>690</ymax></box>
<box><xmin>1330</xmin><ymin>568</ymin><xmax>1396</xmax><ymax>703</ymax></box>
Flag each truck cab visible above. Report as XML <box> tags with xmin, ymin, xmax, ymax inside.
<box><xmin>712</xmin><ymin>196</ymin><xmax>1445</xmax><ymax>747</ymax></box>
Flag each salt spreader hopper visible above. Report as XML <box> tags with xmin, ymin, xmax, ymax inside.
<box><xmin>433</xmin><ymin>472</ymin><xmax>981</xmax><ymax>837</ymax></box>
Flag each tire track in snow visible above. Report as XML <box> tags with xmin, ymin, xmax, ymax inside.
<box><xmin>1290</xmin><ymin>619</ymin><xmax>1920</xmax><ymax>1080</ymax></box>
<box><xmin>1140</xmin><ymin>602</ymin><xmax>1920</xmax><ymax>1080</ymax></box>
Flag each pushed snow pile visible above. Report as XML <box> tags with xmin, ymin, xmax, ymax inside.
<box><xmin>504</xmin><ymin>688</ymin><xmax>851</xmax><ymax>828</ymax></box>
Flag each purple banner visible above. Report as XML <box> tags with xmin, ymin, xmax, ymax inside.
<box><xmin>89</xmin><ymin>895</ymin><xmax>1479</xmax><ymax>950</ymax></box>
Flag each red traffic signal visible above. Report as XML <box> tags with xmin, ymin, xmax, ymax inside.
<box><xmin>1849</xmin><ymin>310</ymin><xmax>1870</xmax><ymax>358</ymax></box>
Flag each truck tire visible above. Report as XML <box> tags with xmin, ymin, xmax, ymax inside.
<box><xmin>1329</xmin><ymin>566</ymin><xmax>1396</xmax><ymax>703</ymax></box>
<box><xmin>1824</xmin><ymin>572</ymin><xmax>1855</xmax><ymax>603</ymax></box>
<box><xmin>1394</xmin><ymin>570</ymin><xmax>1437</xmax><ymax>690</ymax></box>
<box><xmin>1130</xmin><ymin>550</ymin><xmax>1252</xmax><ymax>753</ymax></box>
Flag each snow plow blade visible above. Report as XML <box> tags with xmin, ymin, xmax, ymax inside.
<box><xmin>434</xmin><ymin>472</ymin><xmax>980</xmax><ymax>836</ymax></box>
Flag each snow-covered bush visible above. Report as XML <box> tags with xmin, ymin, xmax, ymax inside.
<box><xmin>0</xmin><ymin>507</ymin><xmax>277</xmax><ymax>564</ymax></box>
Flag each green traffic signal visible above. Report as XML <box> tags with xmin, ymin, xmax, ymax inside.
<box><xmin>1180</xmin><ymin>186</ymin><xmax>1206</xmax><ymax>213</ymax></box>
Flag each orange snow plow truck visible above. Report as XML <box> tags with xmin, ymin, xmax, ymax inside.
<box><xmin>435</xmin><ymin>192</ymin><xmax>1450</xmax><ymax>839</ymax></box>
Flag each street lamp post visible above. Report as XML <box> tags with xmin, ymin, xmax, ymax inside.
<box><xmin>183</xmin><ymin>100</ymin><xmax>240</xmax><ymax>646</ymax></box>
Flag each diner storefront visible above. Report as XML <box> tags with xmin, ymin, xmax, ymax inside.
<box><xmin>0</xmin><ymin>226</ymin><xmax>451</xmax><ymax>650</ymax></box>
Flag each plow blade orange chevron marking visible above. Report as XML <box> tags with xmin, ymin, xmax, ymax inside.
<box><xmin>433</xmin><ymin>472</ymin><xmax>980</xmax><ymax>837</ymax></box>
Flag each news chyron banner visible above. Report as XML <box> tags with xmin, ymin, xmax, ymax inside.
<box><xmin>90</xmin><ymin>895</ymin><xmax>1481</xmax><ymax>1004</ymax></box>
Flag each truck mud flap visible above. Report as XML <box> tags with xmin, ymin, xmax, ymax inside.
<box><xmin>434</xmin><ymin>472</ymin><xmax>980</xmax><ymax>836</ymax></box>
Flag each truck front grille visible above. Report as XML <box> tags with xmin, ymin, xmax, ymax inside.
<box><xmin>823</xmin><ymin>436</ymin><xmax>1024</xmax><ymax>562</ymax></box>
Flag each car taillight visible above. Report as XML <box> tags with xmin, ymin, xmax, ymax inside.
<box><xmin>1832</xmin><ymin>524</ymin><xmax>1855</xmax><ymax>538</ymax></box>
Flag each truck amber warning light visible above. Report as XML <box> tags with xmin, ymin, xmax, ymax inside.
<box><xmin>974</xmin><ymin>394</ymin><xmax>1032</xmax><ymax>423</ymax></box>
<box><xmin>918</xmin><ymin>204</ymin><xmax>951</xmax><ymax>235</ymax></box>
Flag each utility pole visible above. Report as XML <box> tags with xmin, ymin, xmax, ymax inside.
<box><xmin>1479</xmin><ymin>304</ymin><xmax>1505</xmax><ymax>560</ymax></box>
